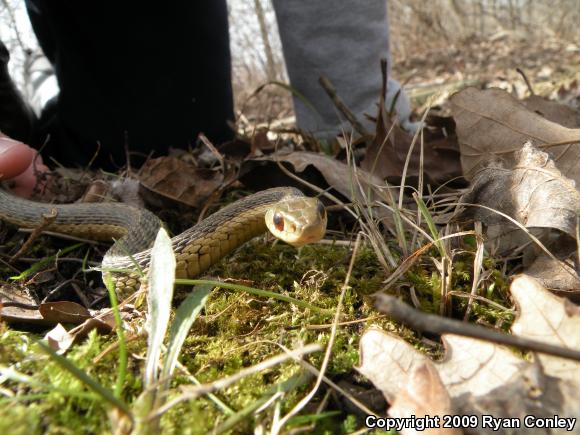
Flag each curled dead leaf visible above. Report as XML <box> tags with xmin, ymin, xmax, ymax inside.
<box><xmin>0</xmin><ymin>284</ymin><xmax>46</xmax><ymax>325</ymax></box>
<box><xmin>526</xmin><ymin>254</ymin><xmax>580</xmax><ymax>298</ymax></box>
<box><xmin>458</xmin><ymin>142</ymin><xmax>580</xmax><ymax>235</ymax></box>
<box><xmin>457</xmin><ymin>142</ymin><xmax>580</xmax><ymax>284</ymax></box>
<box><xmin>44</xmin><ymin>323</ymin><xmax>75</xmax><ymax>353</ymax></box>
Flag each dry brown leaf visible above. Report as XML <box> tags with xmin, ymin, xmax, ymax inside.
<box><xmin>40</xmin><ymin>304</ymin><xmax>135</xmax><ymax>352</ymax></box>
<box><xmin>370</xmin><ymin>43</ymin><xmax>460</xmax><ymax>195</ymax></box>
<box><xmin>365</xmin><ymin>110</ymin><xmax>413</xmax><ymax>179</ymax></box>
<box><xmin>523</xmin><ymin>95</ymin><xmax>580</xmax><ymax>128</ymax></box>
<box><xmin>389</xmin><ymin>363</ymin><xmax>460</xmax><ymax>435</ymax></box>
<box><xmin>357</xmin><ymin>277</ymin><xmax>580</xmax><ymax>433</ymax></box>
<box><xmin>436</xmin><ymin>334</ymin><xmax>525</xmax><ymax>397</ymax></box>
<box><xmin>358</xmin><ymin>331</ymin><xmax>579</xmax><ymax>434</ymax></box>
<box><xmin>358</xmin><ymin>329</ymin><xmax>524</xmax><ymax>399</ymax></box>
<box><xmin>358</xmin><ymin>329</ymin><xmax>526</xmax><ymax>431</ymax></box>
<box><xmin>450</xmin><ymin>87</ymin><xmax>580</xmax><ymax>183</ymax></box>
<box><xmin>458</xmin><ymin>142</ymin><xmax>580</xmax><ymax>235</ymax></box>
<box><xmin>0</xmin><ymin>284</ymin><xmax>48</xmax><ymax>325</ymax></box>
<box><xmin>362</xmin><ymin>118</ymin><xmax>463</xmax><ymax>185</ymax></box>
<box><xmin>457</xmin><ymin>142</ymin><xmax>580</xmax><ymax>277</ymax></box>
<box><xmin>66</xmin><ymin>317</ymin><xmax>114</xmax><ymax>341</ymax></box>
<box><xmin>43</xmin><ymin>315</ymin><xmax>115</xmax><ymax>353</ymax></box>
<box><xmin>0</xmin><ymin>304</ymin><xmax>44</xmax><ymax>324</ymax></box>
<box><xmin>79</xmin><ymin>180</ymin><xmax>110</xmax><ymax>203</ymax></box>
<box><xmin>510</xmin><ymin>275</ymin><xmax>580</xmax><ymax>381</ymax></box>
<box><xmin>526</xmin><ymin>254</ymin><xmax>580</xmax><ymax>298</ymax></box>
<box><xmin>454</xmin><ymin>362</ymin><xmax>580</xmax><ymax>434</ymax></box>
<box><xmin>139</xmin><ymin>156</ymin><xmax>223</xmax><ymax>208</ymax></box>
<box><xmin>241</xmin><ymin>151</ymin><xmax>390</xmax><ymax>204</ymax></box>
<box><xmin>357</xmin><ymin>328</ymin><xmax>431</xmax><ymax>403</ymax></box>
<box><xmin>38</xmin><ymin>301</ymin><xmax>92</xmax><ymax>324</ymax></box>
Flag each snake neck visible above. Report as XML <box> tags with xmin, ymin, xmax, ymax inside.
<box><xmin>103</xmin><ymin>187</ymin><xmax>304</xmax><ymax>278</ymax></box>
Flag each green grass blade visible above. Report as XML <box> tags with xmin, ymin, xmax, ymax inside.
<box><xmin>9</xmin><ymin>243</ymin><xmax>84</xmax><ymax>281</ymax></box>
<box><xmin>413</xmin><ymin>193</ymin><xmax>446</xmax><ymax>258</ymax></box>
<box><xmin>144</xmin><ymin>228</ymin><xmax>176</xmax><ymax>387</ymax></box>
<box><xmin>103</xmin><ymin>274</ymin><xmax>127</xmax><ymax>399</ymax></box>
<box><xmin>161</xmin><ymin>284</ymin><xmax>212</xmax><ymax>382</ymax></box>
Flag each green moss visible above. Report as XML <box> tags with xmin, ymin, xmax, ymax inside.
<box><xmin>0</xmin><ymin>402</ymin><xmax>42</xmax><ymax>435</ymax></box>
<box><xmin>0</xmin><ymin>229</ymin><xmax>513</xmax><ymax>433</ymax></box>
<box><xmin>0</xmin><ymin>328</ymin><xmax>146</xmax><ymax>434</ymax></box>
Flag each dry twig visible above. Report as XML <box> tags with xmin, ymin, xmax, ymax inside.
<box><xmin>11</xmin><ymin>208</ymin><xmax>58</xmax><ymax>262</ymax></box>
<box><xmin>376</xmin><ymin>294</ymin><xmax>580</xmax><ymax>361</ymax></box>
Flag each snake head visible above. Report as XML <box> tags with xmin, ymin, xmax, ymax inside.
<box><xmin>265</xmin><ymin>196</ymin><xmax>327</xmax><ymax>247</ymax></box>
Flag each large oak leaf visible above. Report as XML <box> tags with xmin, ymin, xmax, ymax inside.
<box><xmin>450</xmin><ymin>87</ymin><xmax>580</xmax><ymax>184</ymax></box>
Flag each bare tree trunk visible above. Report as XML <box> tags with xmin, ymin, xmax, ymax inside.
<box><xmin>253</xmin><ymin>0</ymin><xmax>277</xmax><ymax>81</ymax></box>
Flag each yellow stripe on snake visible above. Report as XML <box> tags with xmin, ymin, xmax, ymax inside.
<box><xmin>0</xmin><ymin>187</ymin><xmax>327</xmax><ymax>297</ymax></box>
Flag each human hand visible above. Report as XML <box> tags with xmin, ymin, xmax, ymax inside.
<box><xmin>0</xmin><ymin>133</ymin><xmax>49</xmax><ymax>197</ymax></box>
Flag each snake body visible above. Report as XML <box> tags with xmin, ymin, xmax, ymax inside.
<box><xmin>0</xmin><ymin>187</ymin><xmax>326</xmax><ymax>296</ymax></box>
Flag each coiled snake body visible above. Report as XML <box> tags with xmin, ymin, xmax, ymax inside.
<box><xmin>0</xmin><ymin>187</ymin><xmax>327</xmax><ymax>296</ymax></box>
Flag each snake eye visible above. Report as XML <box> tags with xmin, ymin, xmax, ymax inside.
<box><xmin>273</xmin><ymin>212</ymin><xmax>284</xmax><ymax>231</ymax></box>
<box><xmin>317</xmin><ymin>202</ymin><xmax>326</xmax><ymax>220</ymax></box>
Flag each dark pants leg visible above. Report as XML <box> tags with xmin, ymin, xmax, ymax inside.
<box><xmin>0</xmin><ymin>41</ymin><xmax>36</xmax><ymax>143</ymax></box>
<box><xmin>26</xmin><ymin>1</ymin><xmax>234</xmax><ymax>169</ymax></box>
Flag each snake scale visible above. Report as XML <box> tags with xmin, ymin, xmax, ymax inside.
<box><xmin>0</xmin><ymin>186</ymin><xmax>327</xmax><ymax>296</ymax></box>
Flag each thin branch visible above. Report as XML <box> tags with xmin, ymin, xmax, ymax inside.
<box><xmin>375</xmin><ymin>294</ymin><xmax>580</xmax><ymax>362</ymax></box>
<box><xmin>515</xmin><ymin>67</ymin><xmax>535</xmax><ymax>95</ymax></box>
<box><xmin>11</xmin><ymin>208</ymin><xmax>58</xmax><ymax>262</ymax></box>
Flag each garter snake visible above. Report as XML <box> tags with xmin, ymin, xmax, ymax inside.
<box><xmin>0</xmin><ymin>187</ymin><xmax>327</xmax><ymax>296</ymax></box>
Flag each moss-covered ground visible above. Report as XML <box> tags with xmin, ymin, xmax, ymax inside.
<box><xmin>0</xmin><ymin>227</ymin><xmax>513</xmax><ymax>434</ymax></box>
